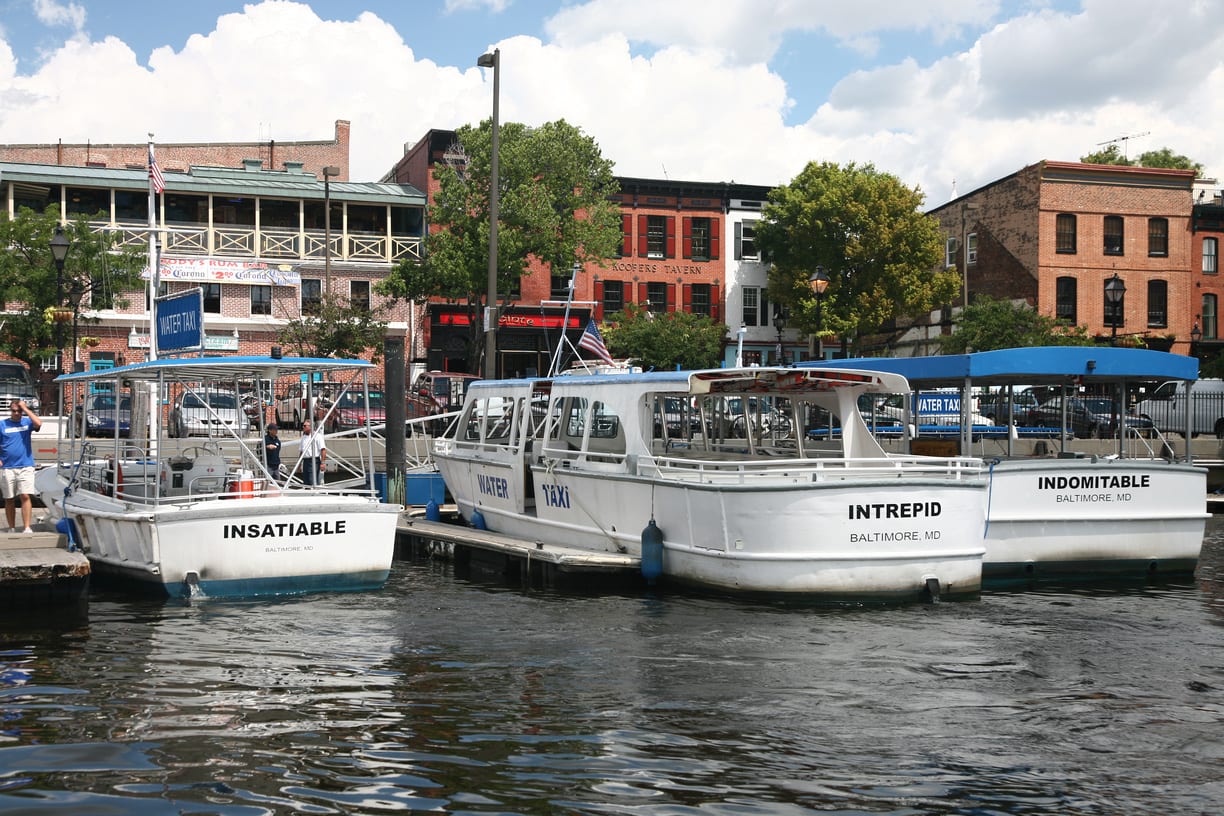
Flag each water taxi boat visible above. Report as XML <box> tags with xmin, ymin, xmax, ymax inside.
<box><xmin>816</xmin><ymin>347</ymin><xmax>1207</xmax><ymax>584</ymax></box>
<box><xmin>434</xmin><ymin>366</ymin><xmax>989</xmax><ymax>602</ymax></box>
<box><xmin>35</xmin><ymin>356</ymin><xmax>402</xmax><ymax>599</ymax></box>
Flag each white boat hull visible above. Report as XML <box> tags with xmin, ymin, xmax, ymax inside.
<box><xmin>56</xmin><ymin>483</ymin><xmax>399</xmax><ymax>597</ymax></box>
<box><xmin>438</xmin><ymin>457</ymin><xmax>987</xmax><ymax>601</ymax></box>
<box><xmin>981</xmin><ymin>458</ymin><xmax>1206</xmax><ymax>583</ymax></box>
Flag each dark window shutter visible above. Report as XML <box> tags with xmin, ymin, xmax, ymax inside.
<box><xmin>666</xmin><ymin>283</ymin><xmax>676</xmax><ymax>312</ymax></box>
<box><xmin>709</xmin><ymin>219</ymin><xmax>720</xmax><ymax>260</ymax></box>
<box><xmin>621</xmin><ymin>214</ymin><xmax>632</xmax><ymax>256</ymax></box>
<box><xmin>593</xmin><ymin>280</ymin><xmax>605</xmax><ymax>321</ymax></box>
<box><xmin>682</xmin><ymin>216</ymin><xmax>693</xmax><ymax>259</ymax></box>
<box><xmin>711</xmin><ymin>288</ymin><xmax>721</xmax><ymax>322</ymax></box>
<box><xmin>637</xmin><ymin>215</ymin><xmax>649</xmax><ymax>257</ymax></box>
<box><xmin>682</xmin><ymin>283</ymin><xmax>692</xmax><ymax>311</ymax></box>
<box><xmin>638</xmin><ymin>282</ymin><xmax>650</xmax><ymax>305</ymax></box>
<box><xmin>665</xmin><ymin>216</ymin><xmax>676</xmax><ymax>259</ymax></box>
<box><xmin>734</xmin><ymin>222</ymin><xmax>743</xmax><ymax>260</ymax></box>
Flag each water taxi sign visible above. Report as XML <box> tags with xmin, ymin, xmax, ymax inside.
<box><xmin>155</xmin><ymin>288</ymin><xmax>204</xmax><ymax>353</ymax></box>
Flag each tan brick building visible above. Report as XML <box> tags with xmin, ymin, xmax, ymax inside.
<box><xmin>930</xmin><ymin>161</ymin><xmax>1198</xmax><ymax>355</ymax></box>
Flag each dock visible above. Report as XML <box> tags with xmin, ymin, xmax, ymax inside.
<box><xmin>0</xmin><ymin>527</ymin><xmax>90</xmax><ymax>613</ymax></box>
<box><xmin>396</xmin><ymin>513</ymin><xmax>644</xmax><ymax>590</ymax></box>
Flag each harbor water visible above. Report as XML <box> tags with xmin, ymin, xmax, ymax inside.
<box><xmin>1</xmin><ymin>523</ymin><xmax>1223</xmax><ymax>814</ymax></box>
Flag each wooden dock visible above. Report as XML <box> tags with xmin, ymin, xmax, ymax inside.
<box><xmin>396</xmin><ymin>512</ymin><xmax>644</xmax><ymax>590</ymax></box>
<box><xmin>0</xmin><ymin>527</ymin><xmax>90</xmax><ymax>613</ymax></box>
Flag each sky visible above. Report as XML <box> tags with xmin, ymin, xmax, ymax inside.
<box><xmin>1</xmin><ymin>0</ymin><xmax>1221</xmax><ymax>206</ymax></box>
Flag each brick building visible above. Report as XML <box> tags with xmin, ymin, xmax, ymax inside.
<box><xmin>1191</xmin><ymin>184</ymin><xmax>1224</xmax><ymax>367</ymax></box>
<box><xmin>387</xmin><ymin>130</ymin><xmax>799</xmax><ymax>374</ymax></box>
<box><xmin>928</xmin><ymin>161</ymin><xmax>1198</xmax><ymax>355</ymax></box>
<box><xmin>1</xmin><ymin>135</ymin><xmax>426</xmax><ymax>403</ymax></box>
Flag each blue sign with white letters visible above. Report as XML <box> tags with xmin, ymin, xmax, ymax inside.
<box><xmin>155</xmin><ymin>288</ymin><xmax>204</xmax><ymax>353</ymax></box>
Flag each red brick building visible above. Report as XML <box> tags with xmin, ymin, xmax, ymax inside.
<box><xmin>929</xmin><ymin>161</ymin><xmax>1198</xmax><ymax>355</ymax></box>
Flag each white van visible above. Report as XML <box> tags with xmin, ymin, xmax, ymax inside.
<box><xmin>1134</xmin><ymin>379</ymin><xmax>1224</xmax><ymax>437</ymax></box>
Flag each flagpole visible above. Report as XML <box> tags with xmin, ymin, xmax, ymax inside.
<box><xmin>547</xmin><ymin>264</ymin><xmax>578</xmax><ymax>376</ymax></box>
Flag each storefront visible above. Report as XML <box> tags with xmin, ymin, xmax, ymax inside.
<box><xmin>427</xmin><ymin>304</ymin><xmax>594</xmax><ymax>378</ymax></box>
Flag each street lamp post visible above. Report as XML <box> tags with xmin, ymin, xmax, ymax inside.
<box><xmin>322</xmin><ymin>165</ymin><xmax>340</xmax><ymax>295</ymax></box>
<box><xmin>1191</xmin><ymin>321</ymin><xmax>1202</xmax><ymax>358</ymax></box>
<box><xmin>477</xmin><ymin>47</ymin><xmax>501</xmax><ymax>379</ymax></box>
<box><xmin>1104</xmin><ymin>273</ymin><xmax>1126</xmax><ymax>345</ymax></box>
<box><xmin>49</xmin><ymin>224</ymin><xmax>71</xmax><ymax>373</ymax></box>
<box><xmin>773</xmin><ymin>309</ymin><xmax>787</xmax><ymax>365</ymax></box>
<box><xmin>808</xmin><ymin>265</ymin><xmax>830</xmax><ymax>360</ymax></box>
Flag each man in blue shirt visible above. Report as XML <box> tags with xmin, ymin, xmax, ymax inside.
<box><xmin>0</xmin><ymin>399</ymin><xmax>42</xmax><ymax>534</ymax></box>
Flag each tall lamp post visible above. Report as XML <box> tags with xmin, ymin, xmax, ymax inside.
<box><xmin>49</xmin><ymin>224</ymin><xmax>72</xmax><ymax>373</ymax></box>
<box><xmin>1191</xmin><ymin>321</ymin><xmax>1202</xmax><ymax>358</ymax></box>
<box><xmin>477</xmin><ymin>47</ymin><xmax>501</xmax><ymax>379</ymax></box>
<box><xmin>322</xmin><ymin>165</ymin><xmax>340</xmax><ymax>295</ymax></box>
<box><xmin>1104</xmin><ymin>273</ymin><xmax>1126</xmax><ymax>345</ymax></box>
<box><xmin>773</xmin><ymin>308</ymin><xmax>787</xmax><ymax>365</ymax></box>
<box><xmin>808</xmin><ymin>265</ymin><xmax>830</xmax><ymax>360</ymax></box>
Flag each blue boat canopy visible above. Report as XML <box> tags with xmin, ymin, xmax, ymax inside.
<box><xmin>810</xmin><ymin>346</ymin><xmax>1199</xmax><ymax>388</ymax></box>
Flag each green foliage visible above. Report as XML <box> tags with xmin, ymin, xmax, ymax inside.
<box><xmin>1080</xmin><ymin>144</ymin><xmax>1202</xmax><ymax>175</ymax></box>
<box><xmin>939</xmin><ymin>296</ymin><xmax>1102</xmax><ymax>353</ymax></box>
<box><xmin>755</xmin><ymin>161</ymin><xmax>959</xmax><ymax>355</ymax></box>
<box><xmin>601</xmin><ymin>303</ymin><xmax>727</xmax><ymax>371</ymax></box>
<box><xmin>378</xmin><ymin>118</ymin><xmax>622</xmax><ymax>374</ymax></box>
<box><xmin>277</xmin><ymin>291</ymin><xmax>388</xmax><ymax>361</ymax></box>
<box><xmin>0</xmin><ymin>206</ymin><xmax>145</xmax><ymax>369</ymax></box>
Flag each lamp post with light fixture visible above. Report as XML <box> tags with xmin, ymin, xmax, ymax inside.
<box><xmin>1191</xmin><ymin>321</ymin><xmax>1202</xmax><ymax>358</ymax></box>
<box><xmin>773</xmin><ymin>308</ymin><xmax>787</xmax><ymax>365</ymax></box>
<box><xmin>477</xmin><ymin>47</ymin><xmax>501</xmax><ymax>379</ymax></box>
<box><xmin>322</xmin><ymin>165</ymin><xmax>340</xmax><ymax>295</ymax></box>
<box><xmin>1104</xmin><ymin>273</ymin><xmax>1126</xmax><ymax>345</ymax></box>
<box><xmin>49</xmin><ymin>224</ymin><xmax>72</xmax><ymax>373</ymax></box>
<box><xmin>808</xmin><ymin>265</ymin><xmax>830</xmax><ymax>360</ymax></box>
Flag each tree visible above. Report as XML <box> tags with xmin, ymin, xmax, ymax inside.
<box><xmin>1080</xmin><ymin>144</ymin><xmax>1202</xmax><ymax>175</ymax></box>
<box><xmin>755</xmin><ymin>161</ymin><xmax>959</xmax><ymax>355</ymax></box>
<box><xmin>938</xmin><ymin>296</ymin><xmax>1100</xmax><ymax>353</ymax></box>
<box><xmin>278</xmin><ymin>291</ymin><xmax>388</xmax><ymax>360</ymax></box>
<box><xmin>0</xmin><ymin>206</ymin><xmax>145</xmax><ymax>369</ymax></box>
<box><xmin>601</xmin><ymin>303</ymin><xmax>726</xmax><ymax>371</ymax></box>
<box><xmin>378</xmin><ymin>119</ymin><xmax>622</xmax><ymax>374</ymax></box>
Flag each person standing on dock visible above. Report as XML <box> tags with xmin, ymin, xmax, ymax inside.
<box><xmin>0</xmin><ymin>399</ymin><xmax>42</xmax><ymax>533</ymax></box>
<box><xmin>299</xmin><ymin>420</ymin><xmax>326</xmax><ymax>486</ymax></box>
<box><xmin>264</xmin><ymin>423</ymin><xmax>282</xmax><ymax>481</ymax></box>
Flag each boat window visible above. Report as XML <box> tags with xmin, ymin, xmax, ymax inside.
<box><xmin>564</xmin><ymin>398</ymin><xmax>588</xmax><ymax>438</ymax></box>
<box><xmin>590</xmin><ymin>401</ymin><xmax>620</xmax><ymax>440</ymax></box>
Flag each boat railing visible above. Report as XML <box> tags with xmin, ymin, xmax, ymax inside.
<box><xmin>644</xmin><ymin>451</ymin><xmax>985</xmax><ymax>483</ymax></box>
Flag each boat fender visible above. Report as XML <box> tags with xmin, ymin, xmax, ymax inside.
<box><xmin>641</xmin><ymin>519</ymin><xmax>664</xmax><ymax>584</ymax></box>
<box><xmin>425</xmin><ymin>498</ymin><xmax>440</xmax><ymax>521</ymax></box>
<box><xmin>471</xmin><ymin>509</ymin><xmax>487</xmax><ymax>530</ymax></box>
<box><xmin>923</xmin><ymin>576</ymin><xmax>942</xmax><ymax>603</ymax></box>
<box><xmin>55</xmin><ymin>516</ymin><xmax>78</xmax><ymax>551</ymax></box>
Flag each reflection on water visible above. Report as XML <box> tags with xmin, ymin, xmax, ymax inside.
<box><xmin>0</xmin><ymin>523</ymin><xmax>1223</xmax><ymax>814</ymax></box>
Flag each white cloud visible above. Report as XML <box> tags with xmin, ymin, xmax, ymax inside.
<box><xmin>33</xmin><ymin>0</ymin><xmax>86</xmax><ymax>31</ymax></box>
<box><xmin>0</xmin><ymin>0</ymin><xmax>1221</xmax><ymax>210</ymax></box>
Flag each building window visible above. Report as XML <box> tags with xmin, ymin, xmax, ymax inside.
<box><xmin>691</xmin><ymin>283</ymin><xmax>711</xmax><ymax>316</ymax></box>
<box><xmin>1055</xmin><ymin>276</ymin><xmax>1077</xmax><ymax>325</ymax></box>
<box><xmin>1148</xmin><ymin>218</ymin><xmax>1168</xmax><ymax>257</ymax></box>
<box><xmin>301</xmin><ymin>278</ymin><xmax>321</xmax><ymax>315</ymax></box>
<box><xmin>945</xmin><ymin>237</ymin><xmax>957</xmax><ymax>267</ymax></box>
<box><xmin>646</xmin><ymin>282</ymin><xmax>667</xmax><ymax>313</ymax></box>
<box><xmin>1204</xmin><ymin>238</ymin><xmax>1219</xmax><ymax>275</ymax></box>
<box><xmin>1056</xmin><ymin>213</ymin><xmax>1077</xmax><ymax>254</ymax></box>
<box><xmin>202</xmin><ymin>283</ymin><xmax>221</xmax><ymax>314</ymax></box>
<box><xmin>966</xmin><ymin>232</ymin><xmax>978</xmax><ymax>265</ymax></box>
<box><xmin>350</xmin><ymin>280</ymin><xmax>370</xmax><ymax>312</ymax></box>
<box><xmin>251</xmin><ymin>285</ymin><xmax>272</xmax><ymax>316</ymax></box>
<box><xmin>602</xmin><ymin>280</ymin><xmax>624</xmax><ymax>315</ymax></box>
<box><xmin>1104</xmin><ymin>216</ymin><xmax>1124</xmax><ymax>255</ymax></box>
<box><xmin>550</xmin><ymin>274</ymin><xmax>571</xmax><ymax>299</ymax></box>
<box><xmin>1104</xmin><ymin>278</ymin><xmax>1124</xmax><ymax>329</ymax></box>
<box><xmin>646</xmin><ymin>216</ymin><xmax>667</xmax><ymax>258</ymax></box>
<box><xmin>739</xmin><ymin>287</ymin><xmax>758</xmax><ymax>325</ymax></box>
<box><xmin>1147</xmin><ymin>280</ymin><xmax>1167</xmax><ymax>328</ymax></box>
<box><xmin>686</xmin><ymin>217</ymin><xmax>713</xmax><ymax>261</ymax></box>
<box><xmin>1204</xmin><ymin>294</ymin><xmax>1218</xmax><ymax>340</ymax></box>
<box><xmin>735</xmin><ymin>220</ymin><xmax>759</xmax><ymax>260</ymax></box>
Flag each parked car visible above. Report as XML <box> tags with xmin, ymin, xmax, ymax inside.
<box><xmin>169</xmin><ymin>389</ymin><xmax>251</xmax><ymax>437</ymax></box>
<box><xmin>1134</xmin><ymin>379</ymin><xmax>1224</xmax><ymax>438</ymax></box>
<box><xmin>652</xmin><ymin>396</ymin><xmax>702</xmax><ymax>438</ymax></box>
<box><xmin>0</xmin><ymin>360</ymin><xmax>40</xmax><ymax>412</ymax></box>
<box><xmin>977</xmin><ymin>389</ymin><xmax>1040</xmax><ymax>425</ymax></box>
<box><xmin>70</xmin><ymin>393</ymin><xmax>131</xmax><ymax>437</ymax></box>
<box><xmin>326</xmin><ymin>389</ymin><xmax>387</xmax><ymax>434</ymax></box>
<box><xmin>274</xmin><ymin>380</ymin><xmax>347</xmax><ymax>430</ymax></box>
<box><xmin>411</xmin><ymin>371</ymin><xmax>481</xmax><ymax>413</ymax></box>
<box><xmin>1028</xmin><ymin>395</ymin><xmax>1153</xmax><ymax>438</ymax></box>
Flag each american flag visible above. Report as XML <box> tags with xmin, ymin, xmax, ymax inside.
<box><xmin>148</xmin><ymin>145</ymin><xmax>165</xmax><ymax>194</ymax></box>
<box><xmin>577</xmin><ymin>319</ymin><xmax>614</xmax><ymax>364</ymax></box>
